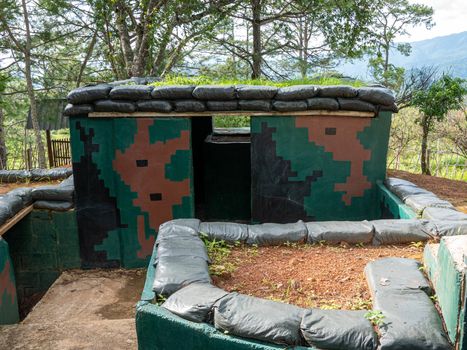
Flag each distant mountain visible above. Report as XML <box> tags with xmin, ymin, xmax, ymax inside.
<box><xmin>338</xmin><ymin>31</ymin><xmax>467</xmax><ymax>79</ymax></box>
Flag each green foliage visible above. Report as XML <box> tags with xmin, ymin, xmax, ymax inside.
<box><xmin>364</xmin><ymin>310</ymin><xmax>385</xmax><ymax>327</ymax></box>
<box><xmin>412</xmin><ymin>75</ymin><xmax>466</xmax><ymax>126</ymax></box>
<box><xmin>200</xmin><ymin>233</ymin><xmax>237</xmax><ymax>277</ymax></box>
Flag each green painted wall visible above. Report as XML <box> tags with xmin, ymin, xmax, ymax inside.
<box><xmin>0</xmin><ymin>237</ymin><xmax>19</xmax><ymax>324</ymax></box>
<box><xmin>3</xmin><ymin>210</ymin><xmax>80</xmax><ymax>303</ymax></box>
<box><xmin>377</xmin><ymin>182</ymin><xmax>417</xmax><ymax>219</ymax></box>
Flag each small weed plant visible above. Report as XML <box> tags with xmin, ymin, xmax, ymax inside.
<box><xmin>364</xmin><ymin>310</ymin><xmax>385</xmax><ymax>327</ymax></box>
<box><xmin>200</xmin><ymin>233</ymin><xmax>237</xmax><ymax>276</ymax></box>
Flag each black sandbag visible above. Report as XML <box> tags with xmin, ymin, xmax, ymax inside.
<box><xmin>432</xmin><ymin>220</ymin><xmax>467</xmax><ymax>236</ymax></box>
<box><xmin>63</xmin><ymin>103</ymin><xmax>94</xmax><ymax>116</ymax></box>
<box><xmin>319</xmin><ymin>85</ymin><xmax>358</xmax><ymax>98</ymax></box>
<box><xmin>388</xmin><ymin>183</ymin><xmax>433</xmax><ymax>201</ymax></box>
<box><xmin>206</xmin><ymin>100</ymin><xmax>238</xmax><ymax>111</ymax></box>
<box><xmin>236</xmin><ymin>85</ymin><xmax>278</xmax><ymax>99</ymax></box>
<box><xmin>94</xmin><ymin>100</ymin><xmax>136</xmax><ymax>113</ymax></box>
<box><xmin>31</xmin><ymin>185</ymin><xmax>74</xmax><ymax>201</ymax></box>
<box><xmin>213</xmin><ymin>293</ymin><xmax>304</xmax><ymax>346</ymax></box>
<box><xmin>199</xmin><ymin>222</ymin><xmax>248</xmax><ymax>243</ymax></box>
<box><xmin>380</xmin><ymin>103</ymin><xmax>399</xmax><ymax>112</ymax></box>
<box><xmin>8</xmin><ymin>187</ymin><xmax>33</xmax><ymax>206</ymax></box>
<box><xmin>152</xmin><ymin>256</ymin><xmax>211</xmax><ymax>296</ymax></box>
<box><xmin>162</xmin><ymin>283</ymin><xmax>229</xmax><ymax>323</ymax></box>
<box><xmin>371</xmin><ymin>219</ymin><xmax>435</xmax><ymax>245</ymax></box>
<box><xmin>272</xmin><ymin>100</ymin><xmax>307</xmax><ymax>112</ymax></box>
<box><xmin>306</xmin><ymin>97</ymin><xmax>339</xmax><ymax>110</ymax></box>
<box><xmin>0</xmin><ymin>194</ymin><xmax>24</xmax><ymax>218</ymax></box>
<box><xmin>0</xmin><ymin>170</ymin><xmax>31</xmax><ymax>183</ymax></box>
<box><xmin>357</xmin><ymin>87</ymin><xmax>395</xmax><ymax>106</ymax></box>
<box><xmin>305</xmin><ymin>220</ymin><xmax>374</xmax><ymax>244</ymax></box>
<box><xmin>404</xmin><ymin>193</ymin><xmax>454</xmax><ymax>215</ymax></box>
<box><xmin>67</xmin><ymin>84</ymin><xmax>112</xmax><ymax>104</ymax></box>
<box><xmin>275</xmin><ymin>85</ymin><xmax>318</xmax><ymax>100</ymax></box>
<box><xmin>422</xmin><ymin>207</ymin><xmax>467</xmax><ymax>221</ymax></box>
<box><xmin>365</xmin><ymin>257</ymin><xmax>432</xmax><ymax>297</ymax></box>
<box><xmin>60</xmin><ymin>175</ymin><xmax>74</xmax><ymax>187</ymax></box>
<box><xmin>337</xmin><ymin>98</ymin><xmax>376</xmax><ymax>112</ymax></box>
<box><xmin>384</xmin><ymin>177</ymin><xmax>415</xmax><ymax>189</ymax></box>
<box><xmin>238</xmin><ymin>99</ymin><xmax>271</xmax><ymax>111</ymax></box>
<box><xmin>156</xmin><ymin>236</ymin><xmax>209</xmax><ymax>262</ymax></box>
<box><xmin>173</xmin><ymin>100</ymin><xmax>206</xmax><ymax>112</ymax></box>
<box><xmin>300</xmin><ymin>309</ymin><xmax>377</xmax><ymax>350</ymax></box>
<box><xmin>151</xmin><ymin>85</ymin><xmax>195</xmax><ymax>100</ymax></box>
<box><xmin>30</xmin><ymin>167</ymin><xmax>72</xmax><ymax>181</ymax></box>
<box><xmin>247</xmin><ymin>221</ymin><xmax>307</xmax><ymax>246</ymax></box>
<box><xmin>192</xmin><ymin>85</ymin><xmax>236</xmax><ymax>100</ymax></box>
<box><xmin>33</xmin><ymin>200</ymin><xmax>73</xmax><ymax>211</ymax></box>
<box><xmin>109</xmin><ymin>85</ymin><xmax>153</xmax><ymax>100</ymax></box>
<box><xmin>365</xmin><ymin>258</ymin><xmax>451</xmax><ymax>350</ymax></box>
<box><xmin>136</xmin><ymin>100</ymin><xmax>172</xmax><ymax>112</ymax></box>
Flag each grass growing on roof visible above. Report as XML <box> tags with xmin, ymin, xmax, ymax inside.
<box><xmin>150</xmin><ymin>74</ymin><xmax>364</xmax><ymax>87</ymax></box>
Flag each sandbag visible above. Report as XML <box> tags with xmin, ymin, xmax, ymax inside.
<box><xmin>305</xmin><ymin>221</ymin><xmax>374</xmax><ymax>244</ymax></box>
<box><xmin>8</xmin><ymin>187</ymin><xmax>33</xmax><ymax>206</ymax></box>
<box><xmin>275</xmin><ymin>85</ymin><xmax>318</xmax><ymax>100</ymax></box>
<box><xmin>404</xmin><ymin>194</ymin><xmax>454</xmax><ymax>215</ymax></box>
<box><xmin>30</xmin><ymin>167</ymin><xmax>72</xmax><ymax>181</ymax></box>
<box><xmin>158</xmin><ymin>218</ymin><xmax>201</xmax><ymax>232</ymax></box>
<box><xmin>156</xmin><ymin>236</ymin><xmax>209</xmax><ymax>262</ymax></box>
<box><xmin>0</xmin><ymin>170</ymin><xmax>31</xmax><ymax>183</ymax></box>
<box><xmin>272</xmin><ymin>100</ymin><xmax>307</xmax><ymax>112</ymax></box>
<box><xmin>422</xmin><ymin>207</ymin><xmax>467</xmax><ymax>221</ymax></box>
<box><xmin>337</xmin><ymin>98</ymin><xmax>376</xmax><ymax>112</ymax></box>
<box><xmin>67</xmin><ymin>84</ymin><xmax>112</xmax><ymax>104</ymax></box>
<box><xmin>384</xmin><ymin>177</ymin><xmax>415</xmax><ymax>189</ymax></box>
<box><xmin>432</xmin><ymin>220</ymin><xmax>467</xmax><ymax>236</ymax></box>
<box><xmin>365</xmin><ymin>258</ymin><xmax>451</xmax><ymax>350</ymax></box>
<box><xmin>63</xmin><ymin>103</ymin><xmax>94</xmax><ymax>116</ymax></box>
<box><xmin>192</xmin><ymin>85</ymin><xmax>236</xmax><ymax>100</ymax></box>
<box><xmin>300</xmin><ymin>309</ymin><xmax>377</xmax><ymax>350</ymax></box>
<box><xmin>319</xmin><ymin>85</ymin><xmax>358</xmax><ymax>98</ymax></box>
<box><xmin>0</xmin><ymin>194</ymin><xmax>24</xmax><ymax>225</ymax></box>
<box><xmin>365</xmin><ymin>257</ymin><xmax>432</xmax><ymax>295</ymax></box>
<box><xmin>173</xmin><ymin>100</ymin><xmax>206</xmax><ymax>112</ymax></box>
<box><xmin>247</xmin><ymin>221</ymin><xmax>307</xmax><ymax>246</ymax></box>
<box><xmin>156</xmin><ymin>221</ymin><xmax>200</xmax><ymax>245</ymax></box>
<box><xmin>199</xmin><ymin>222</ymin><xmax>248</xmax><ymax>243</ymax></box>
<box><xmin>151</xmin><ymin>85</ymin><xmax>194</xmax><ymax>100</ymax></box>
<box><xmin>152</xmin><ymin>256</ymin><xmax>211</xmax><ymax>296</ymax></box>
<box><xmin>109</xmin><ymin>85</ymin><xmax>153</xmax><ymax>100</ymax></box>
<box><xmin>33</xmin><ymin>200</ymin><xmax>73</xmax><ymax>211</ymax></box>
<box><xmin>388</xmin><ymin>184</ymin><xmax>433</xmax><ymax>201</ymax></box>
<box><xmin>238</xmin><ymin>99</ymin><xmax>271</xmax><ymax>111</ymax></box>
<box><xmin>214</xmin><ymin>293</ymin><xmax>304</xmax><ymax>346</ymax></box>
<box><xmin>162</xmin><ymin>283</ymin><xmax>228</xmax><ymax>323</ymax></box>
<box><xmin>371</xmin><ymin>219</ymin><xmax>434</xmax><ymax>245</ymax></box>
<box><xmin>60</xmin><ymin>175</ymin><xmax>74</xmax><ymax>187</ymax></box>
<box><xmin>31</xmin><ymin>185</ymin><xmax>74</xmax><ymax>201</ymax></box>
<box><xmin>236</xmin><ymin>85</ymin><xmax>278</xmax><ymax>99</ymax></box>
<box><xmin>357</xmin><ymin>87</ymin><xmax>395</xmax><ymax>106</ymax></box>
<box><xmin>136</xmin><ymin>100</ymin><xmax>172</xmax><ymax>112</ymax></box>
<box><xmin>94</xmin><ymin>100</ymin><xmax>136</xmax><ymax>113</ymax></box>
<box><xmin>306</xmin><ymin>97</ymin><xmax>339</xmax><ymax>110</ymax></box>
<box><xmin>206</xmin><ymin>101</ymin><xmax>238</xmax><ymax>111</ymax></box>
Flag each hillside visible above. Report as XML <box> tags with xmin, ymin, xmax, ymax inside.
<box><xmin>339</xmin><ymin>31</ymin><xmax>467</xmax><ymax>79</ymax></box>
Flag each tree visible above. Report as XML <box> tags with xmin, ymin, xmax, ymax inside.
<box><xmin>368</xmin><ymin>0</ymin><xmax>433</xmax><ymax>89</ymax></box>
<box><xmin>411</xmin><ymin>75</ymin><xmax>466</xmax><ymax>175</ymax></box>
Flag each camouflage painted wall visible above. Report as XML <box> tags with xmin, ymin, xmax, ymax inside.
<box><xmin>0</xmin><ymin>237</ymin><xmax>19</xmax><ymax>324</ymax></box>
<box><xmin>70</xmin><ymin>117</ymin><xmax>194</xmax><ymax>268</ymax></box>
<box><xmin>251</xmin><ymin>112</ymin><xmax>392</xmax><ymax>222</ymax></box>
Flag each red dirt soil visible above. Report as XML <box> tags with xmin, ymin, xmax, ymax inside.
<box><xmin>212</xmin><ymin>244</ymin><xmax>424</xmax><ymax>309</ymax></box>
<box><xmin>387</xmin><ymin>169</ymin><xmax>467</xmax><ymax>209</ymax></box>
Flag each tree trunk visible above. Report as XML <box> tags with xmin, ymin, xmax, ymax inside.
<box><xmin>420</xmin><ymin>114</ymin><xmax>431</xmax><ymax>175</ymax></box>
<box><xmin>21</xmin><ymin>0</ymin><xmax>46</xmax><ymax>169</ymax></box>
<box><xmin>76</xmin><ymin>31</ymin><xmax>97</xmax><ymax>87</ymax></box>
<box><xmin>251</xmin><ymin>0</ymin><xmax>262</xmax><ymax>79</ymax></box>
<box><xmin>0</xmin><ymin>107</ymin><xmax>7</xmax><ymax>169</ymax></box>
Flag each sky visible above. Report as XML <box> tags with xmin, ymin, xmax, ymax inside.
<box><xmin>400</xmin><ymin>0</ymin><xmax>467</xmax><ymax>42</ymax></box>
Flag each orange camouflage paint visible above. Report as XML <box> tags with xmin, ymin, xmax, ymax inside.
<box><xmin>0</xmin><ymin>260</ymin><xmax>16</xmax><ymax>305</ymax></box>
<box><xmin>113</xmin><ymin>119</ymin><xmax>191</xmax><ymax>257</ymax></box>
<box><xmin>296</xmin><ymin>116</ymin><xmax>372</xmax><ymax>205</ymax></box>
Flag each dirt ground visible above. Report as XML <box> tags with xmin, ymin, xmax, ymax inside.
<box><xmin>0</xmin><ymin>268</ymin><xmax>146</xmax><ymax>350</ymax></box>
<box><xmin>212</xmin><ymin>243</ymin><xmax>424</xmax><ymax>310</ymax></box>
<box><xmin>0</xmin><ymin>180</ymin><xmax>62</xmax><ymax>195</ymax></box>
<box><xmin>388</xmin><ymin>169</ymin><xmax>467</xmax><ymax>209</ymax></box>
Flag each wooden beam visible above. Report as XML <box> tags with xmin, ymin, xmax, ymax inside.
<box><xmin>88</xmin><ymin>110</ymin><xmax>375</xmax><ymax>118</ymax></box>
<box><xmin>0</xmin><ymin>205</ymin><xmax>33</xmax><ymax>237</ymax></box>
